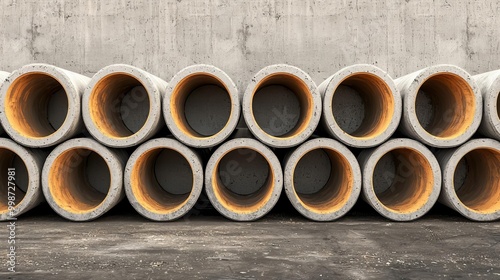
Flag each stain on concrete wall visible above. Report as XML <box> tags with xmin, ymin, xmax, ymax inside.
<box><xmin>1</xmin><ymin>0</ymin><xmax>499</xmax><ymax>89</ymax></box>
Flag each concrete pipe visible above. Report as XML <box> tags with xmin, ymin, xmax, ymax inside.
<box><xmin>42</xmin><ymin>138</ymin><xmax>127</xmax><ymax>221</ymax></box>
<box><xmin>0</xmin><ymin>71</ymin><xmax>9</xmax><ymax>135</ymax></box>
<box><xmin>124</xmin><ymin>138</ymin><xmax>203</xmax><ymax>221</ymax></box>
<box><xmin>83</xmin><ymin>64</ymin><xmax>168</xmax><ymax>148</ymax></box>
<box><xmin>205</xmin><ymin>138</ymin><xmax>282</xmax><ymax>221</ymax></box>
<box><xmin>436</xmin><ymin>139</ymin><xmax>500</xmax><ymax>221</ymax></box>
<box><xmin>0</xmin><ymin>64</ymin><xmax>90</xmax><ymax>148</ymax></box>
<box><xmin>284</xmin><ymin>138</ymin><xmax>361</xmax><ymax>221</ymax></box>
<box><xmin>318</xmin><ymin>64</ymin><xmax>401</xmax><ymax>148</ymax></box>
<box><xmin>358</xmin><ymin>138</ymin><xmax>441</xmax><ymax>221</ymax></box>
<box><xmin>395</xmin><ymin>65</ymin><xmax>482</xmax><ymax>148</ymax></box>
<box><xmin>0</xmin><ymin>138</ymin><xmax>46</xmax><ymax>221</ymax></box>
<box><xmin>243</xmin><ymin>64</ymin><xmax>322</xmax><ymax>148</ymax></box>
<box><xmin>473</xmin><ymin>70</ymin><xmax>500</xmax><ymax>140</ymax></box>
<box><xmin>163</xmin><ymin>65</ymin><xmax>240</xmax><ymax>148</ymax></box>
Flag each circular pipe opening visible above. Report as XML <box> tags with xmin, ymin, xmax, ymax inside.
<box><xmin>293</xmin><ymin>148</ymin><xmax>353</xmax><ymax>213</ymax></box>
<box><xmin>251</xmin><ymin>74</ymin><xmax>313</xmax><ymax>137</ymax></box>
<box><xmin>415</xmin><ymin>74</ymin><xmax>476</xmax><ymax>138</ymax></box>
<box><xmin>171</xmin><ymin>74</ymin><xmax>232</xmax><ymax>137</ymax></box>
<box><xmin>130</xmin><ymin>148</ymin><xmax>193</xmax><ymax>214</ymax></box>
<box><xmin>48</xmin><ymin>148</ymin><xmax>111</xmax><ymax>213</ymax></box>
<box><xmin>89</xmin><ymin>73</ymin><xmax>150</xmax><ymax>138</ymax></box>
<box><xmin>453</xmin><ymin>148</ymin><xmax>500</xmax><ymax>214</ymax></box>
<box><xmin>372</xmin><ymin>148</ymin><xmax>434</xmax><ymax>213</ymax></box>
<box><xmin>0</xmin><ymin>149</ymin><xmax>29</xmax><ymax>212</ymax></box>
<box><xmin>4</xmin><ymin>73</ymin><xmax>68</xmax><ymax>138</ymax></box>
<box><xmin>332</xmin><ymin>74</ymin><xmax>394</xmax><ymax>138</ymax></box>
<box><xmin>212</xmin><ymin>148</ymin><xmax>275</xmax><ymax>213</ymax></box>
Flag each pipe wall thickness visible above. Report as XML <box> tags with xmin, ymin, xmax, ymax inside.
<box><xmin>83</xmin><ymin>64</ymin><xmax>168</xmax><ymax>148</ymax></box>
<box><xmin>395</xmin><ymin>65</ymin><xmax>482</xmax><ymax>148</ymax></box>
<box><xmin>0</xmin><ymin>71</ymin><xmax>9</xmax><ymax>135</ymax></box>
<box><xmin>318</xmin><ymin>64</ymin><xmax>401</xmax><ymax>148</ymax></box>
<box><xmin>205</xmin><ymin>138</ymin><xmax>283</xmax><ymax>221</ymax></box>
<box><xmin>358</xmin><ymin>138</ymin><xmax>441</xmax><ymax>221</ymax></box>
<box><xmin>163</xmin><ymin>64</ymin><xmax>240</xmax><ymax>148</ymax></box>
<box><xmin>0</xmin><ymin>138</ymin><xmax>46</xmax><ymax>220</ymax></box>
<box><xmin>283</xmin><ymin>138</ymin><xmax>361</xmax><ymax>221</ymax></box>
<box><xmin>42</xmin><ymin>138</ymin><xmax>128</xmax><ymax>221</ymax></box>
<box><xmin>124</xmin><ymin>138</ymin><xmax>204</xmax><ymax>221</ymax></box>
<box><xmin>243</xmin><ymin>64</ymin><xmax>321</xmax><ymax>148</ymax></box>
<box><xmin>435</xmin><ymin>138</ymin><xmax>500</xmax><ymax>221</ymax></box>
<box><xmin>473</xmin><ymin>70</ymin><xmax>500</xmax><ymax>140</ymax></box>
<box><xmin>0</xmin><ymin>64</ymin><xmax>90</xmax><ymax>147</ymax></box>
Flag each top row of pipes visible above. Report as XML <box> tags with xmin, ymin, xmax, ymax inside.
<box><xmin>0</xmin><ymin>63</ymin><xmax>498</xmax><ymax>149</ymax></box>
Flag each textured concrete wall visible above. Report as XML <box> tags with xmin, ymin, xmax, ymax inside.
<box><xmin>1</xmin><ymin>0</ymin><xmax>499</xmax><ymax>89</ymax></box>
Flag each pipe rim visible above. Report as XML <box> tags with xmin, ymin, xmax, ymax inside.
<box><xmin>442</xmin><ymin>139</ymin><xmax>500</xmax><ymax>221</ymax></box>
<box><xmin>163</xmin><ymin>65</ymin><xmax>240</xmax><ymax>148</ymax></box>
<box><xmin>0</xmin><ymin>71</ymin><xmax>9</xmax><ymax>135</ymax></box>
<box><xmin>243</xmin><ymin>64</ymin><xmax>321</xmax><ymax>148</ymax></box>
<box><xmin>0</xmin><ymin>139</ymin><xmax>40</xmax><ymax>220</ymax></box>
<box><xmin>0</xmin><ymin>71</ymin><xmax>9</xmax><ymax>79</ymax></box>
<box><xmin>124</xmin><ymin>138</ymin><xmax>203</xmax><ymax>221</ymax></box>
<box><xmin>42</xmin><ymin>138</ymin><xmax>123</xmax><ymax>221</ymax></box>
<box><xmin>205</xmin><ymin>138</ymin><xmax>283</xmax><ymax>221</ymax></box>
<box><xmin>83</xmin><ymin>64</ymin><xmax>162</xmax><ymax>148</ymax></box>
<box><xmin>362</xmin><ymin>138</ymin><xmax>441</xmax><ymax>221</ymax></box>
<box><xmin>284</xmin><ymin>138</ymin><xmax>361</xmax><ymax>221</ymax></box>
<box><xmin>0</xmin><ymin>64</ymin><xmax>81</xmax><ymax>147</ymax></box>
<box><xmin>322</xmin><ymin>64</ymin><xmax>401</xmax><ymax>148</ymax></box>
<box><xmin>403</xmin><ymin>65</ymin><xmax>482</xmax><ymax>147</ymax></box>
<box><xmin>483</xmin><ymin>77</ymin><xmax>500</xmax><ymax>139</ymax></box>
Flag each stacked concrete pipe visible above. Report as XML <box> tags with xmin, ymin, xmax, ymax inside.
<box><xmin>395</xmin><ymin>65</ymin><xmax>482</xmax><ymax>148</ymax></box>
<box><xmin>124</xmin><ymin>138</ymin><xmax>203</xmax><ymax>221</ymax></box>
<box><xmin>436</xmin><ymin>139</ymin><xmax>500</xmax><ymax>221</ymax></box>
<box><xmin>243</xmin><ymin>64</ymin><xmax>322</xmax><ymax>148</ymax></box>
<box><xmin>42</xmin><ymin>138</ymin><xmax>128</xmax><ymax>221</ymax></box>
<box><xmin>284</xmin><ymin>138</ymin><xmax>361</xmax><ymax>221</ymax></box>
<box><xmin>473</xmin><ymin>70</ymin><xmax>500</xmax><ymax>140</ymax></box>
<box><xmin>0</xmin><ymin>71</ymin><xmax>9</xmax><ymax>135</ymax></box>
<box><xmin>83</xmin><ymin>64</ymin><xmax>168</xmax><ymax>148</ymax></box>
<box><xmin>163</xmin><ymin>65</ymin><xmax>240</xmax><ymax>148</ymax></box>
<box><xmin>205</xmin><ymin>137</ymin><xmax>283</xmax><ymax>221</ymax></box>
<box><xmin>0</xmin><ymin>64</ymin><xmax>90</xmax><ymax>147</ymax></box>
<box><xmin>318</xmin><ymin>64</ymin><xmax>402</xmax><ymax>148</ymax></box>
<box><xmin>358</xmin><ymin>138</ymin><xmax>441</xmax><ymax>221</ymax></box>
<box><xmin>0</xmin><ymin>138</ymin><xmax>46</xmax><ymax>221</ymax></box>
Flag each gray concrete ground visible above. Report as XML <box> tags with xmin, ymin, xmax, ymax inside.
<box><xmin>1</xmin><ymin>198</ymin><xmax>499</xmax><ymax>280</ymax></box>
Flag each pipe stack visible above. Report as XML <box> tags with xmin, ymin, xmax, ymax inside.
<box><xmin>0</xmin><ymin>62</ymin><xmax>498</xmax><ymax>223</ymax></box>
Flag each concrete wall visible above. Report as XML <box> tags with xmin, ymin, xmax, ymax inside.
<box><xmin>1</xmin><ymin>0</ymin><xmax>499</xmax><ymax>89</ymax></box>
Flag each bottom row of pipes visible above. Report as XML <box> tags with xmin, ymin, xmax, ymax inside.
<box><xmin>1</xmin><ymin>134</ymin><xmax>499</xmax><ymax>222</ymax></box>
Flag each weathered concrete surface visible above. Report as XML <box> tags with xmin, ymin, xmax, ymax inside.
<box><xmin>0</xmin><ymin>138</ymin><xmax>46</xmax><ymax>221</ymax></box>
<box><xmin>1</xmin><ymin>202</ymin><xmax>499</xmax><ymax>279</ymax></box>
<box><xmin>319</xmin><ymin>64</ymin><xmax>401</xmax><ymax>148</ymax></box>
<box><xmin>243</xmin><ymin>64</ymin><xmax>321</xmax><ymax>148</ymax></box>
<box><xmin>395</xmin><ymin>65</ymin><xmax>482</xmax><ymax>148</ymax></box>
<box><xmin>473</xmin><ymin>70</ymin><xmax>500</xmax><ymax>140</ymax></box>
<box><xmin>124</xmin><ymin>138</ymin><xmax>204</xmax><ymax>221</ymax></box>
<box><xmin>163</xmin><ymin>64</ymin><xmax>240</xmax><ymax>148</ymax></box>
<box><xmin>0</xmin><ymin>71</ymin><xmax>9</xmax><ymax>135</ymax></box>
<box><xmin>358</xmin><ymin>138</ymin><xmax>441</xmax><ymax>221</ymax></box>
<box><xmin>205</xmin><ymin>138</ymin><xmax>283</xmax><ymax>221</ymax></box>
<box><xmin>41</xmin><ymin>138</ymin><xmax>128</xmax><ymax>221</ymax></box>
<box><xmin>82</xmin><ymin>64</ymin><xmax>168</xmax><ymax>148</ymax></box>
<box><xmin>435</xmin><ymin>138</ymin><xmax>500</xmax><ymax>221</ymax></box>
<box><xmin>1</xmin><ymin>1</ymin><xmax>499</xmax><ymax>91</ymax></box>
<box><xmin>283</xmin><ymin>138</ymin><xmax>361</xmax><ymax>221</ymax></box>
<box><xmin>0</xmin><ymin>64</ymin><xmax>90</xmax><ymax>147</ymax></box>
